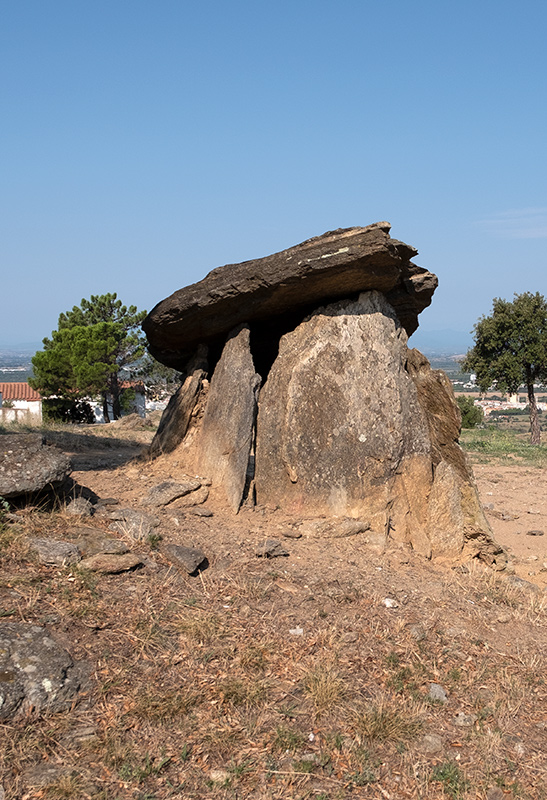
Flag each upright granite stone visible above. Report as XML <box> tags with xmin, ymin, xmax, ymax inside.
<box><xmin>255</xmin><ymin>292</ymin><xmax>432</xmax><ymax>547</ymax></box>
<box><xmin>145</xmin><ymin>346</ymin><xmax>208</xmax><ymax>459</ymax></box>
<box><xmin>198</xmin><ymin>325</ymin><xmax>261</xmax><ymax>511</ymax></box>
<box><xmin>0</xmin><ymin>434</ymin><xmax>71</xmax><ymax>499</ymax></box>
<box><xmin>406</xmin><ymin>348</ymin><xmax>505</xmax><ymax>565</ymax></box>
<box><xmin>255</xmin><ymin>291</ymin><xmax>500</xmax><ymax>561</ymax></box>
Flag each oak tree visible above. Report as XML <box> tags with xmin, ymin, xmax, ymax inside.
<box><xmin>462</xmin><ymin>292</ymin><xmax>547</xmax><ymax>444</ymax></box>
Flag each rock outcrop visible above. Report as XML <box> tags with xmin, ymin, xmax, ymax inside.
<box><xmin>142</xmin><ymin>223</ymin><xmax>503</xmax><ymax>565</ymax></box>
<box><xmin>0</xmin><ymin>434</ymin><xmax>71</xmax><ymax>499</ymax></box>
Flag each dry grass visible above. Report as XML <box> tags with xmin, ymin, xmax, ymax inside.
<box><xmin>351</xmin><ymin>697</ymin><xmax>424</xmax><ymax>744</ymax></box>
<box><xmin>3</xmin><ymin>424</ymin><xmax>547</xmax><ymax>799</ymax></box>
<box><xmin>302</xmin><ymin>663</ymin><xmax>346</xmax><ymax>715</ymax></box>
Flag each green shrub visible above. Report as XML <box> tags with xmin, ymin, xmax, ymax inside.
<box><xmin>456</xmin><ymin>395</ymin><xmax>483</xmax><ymax>429</ymax></box>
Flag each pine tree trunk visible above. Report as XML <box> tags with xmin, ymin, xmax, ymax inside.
<box><xmin>527</xmin><ymin>379</ymin><xmax>541</xmax><ymax>445</ymax></box>
<box><xmin>110</xmin><ymin>372</ymin><xmax>122</xmax><ymax>420</ymax></box>
<box><xmin>102</xmin><ymin>392</ymin><xmax>110</xmax><ymax>424</ymax></box>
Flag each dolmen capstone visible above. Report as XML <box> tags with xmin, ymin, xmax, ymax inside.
<box><xmin>143</xmin><ymin>222</ymin><xmax>504</xmax><ymax>566</ymax></box>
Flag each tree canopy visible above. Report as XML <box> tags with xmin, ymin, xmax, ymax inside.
<box><xmin>462</xmin><ymin>291</ymin><xmax>547</xmax><ymax>444</ymax></box>
<box><xmin>30</xmin><ymin>293</ymin><xmax>147</xmax><ymax>422</ymax></box>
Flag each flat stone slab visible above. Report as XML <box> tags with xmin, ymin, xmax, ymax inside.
<box><xmin>255</xmin><ymin>539</ymin><xmax>289</xmax><ymax>558</ymax></box>
<box><xmin>143</xmin><ymin>223</ymin><xmax>437</xmax><ymax>369</ymax></box>
<box><xmin>72</xmin><ymin>528</ymin><xmax>129</xmax><ymax>556</ymax></box>
<box><xmin>0</xmin><ymin>434</ymin><xmax>71</xmax><ymax>499</ymax></box>
<box><xmin>171</xmin><ymin>486</ymin><xmax>210</xmax><ymax>508</ymax></box>
<box><xmin>108</xmin><ymin>508</ymin><xmax>160</xmax><ymax>540</ymax></box>
<box><xmin>79</xmin><ymin>553</ymin><xmax>143</xmax><ymax>573</ymax></box>
<box><xmin>141</xmin><ymin>479</ymin><xmax>201</xmax><ymax>507</ymax></box>
<box><xmin>198</xmin><ymin>325</ymin><xmax>260</xmax><ymax>512</ymax></box>
<box><xmin>0</xmin><ymin>623</ymin><xmax>82</xmax><ymax>720</ymax></box>
<box><xmin>28</xmin><ymin>538</ymin><xmax>81</xmax><ymax>567</ymax></box>
<box><xmin>162</xmin><ymin>543</ymin><xmax>207</xmax><ymax>573</ymax></box>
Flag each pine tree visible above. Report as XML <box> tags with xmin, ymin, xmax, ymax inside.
<box><xmin>30</xmin><ymin>294</ymin><xmax>147</xmax><ymax>422</ymax></box>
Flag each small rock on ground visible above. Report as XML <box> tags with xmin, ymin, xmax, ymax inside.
<box><xmin>65</xmin><ymin>497</ymin><xmax>94</xmax><ymax>517</ymax></box>
<box><xmin>255</xmin><ymin>539</ymin><xmax>289</xmax><ymax>558</ymax></box>
<box><xmin>108</xmin><ymin>508</ymin><xmax>160</xmax><ymax>540</ymax></box>
<box><xmin>141</xmin><ymin>479</ymin><xmax>201</xmax><ymax>507</ymax></box>
<box><xmin>0</xmin><ymin>623</ymin><xmax>82</xmax><ymax>720</ymax></box>
<box><xmin>171</xmin><ymin>486</ymin><xmax>209</xmax><ymax>508</ymax></box>
<box><xmin>162</xmin><ymin>543</ymin><xmax>208</xmax><ymax>574</ymax></box>
<box><xmin>28</xmin><ymin>538</ymin><xmax>81</xmax><ymax>567</ymax></box>
<box><xmin>419</xmin><ymin>733</ymin><xmax>444</xmax><ymax>753</ymax></box>
<box><xmin>74</xmin><ymin>532</ymin><xmax>129</xmax><ymax>556</ymax></box>
<box><xmin>188</xmin><ymin>506</ymin><xmax>213</xmax><ymax>517</ymax></box>
<box><xmin>79</xmin><ymin>553</ymin><xmax>143</xmax><ymax>573</ymax></box>
<box><xmin>428</xmin><ymin>683</ymin><xmax>449</xmax><ymax>703</ymax></box>
<box><xmin>452</xmin><ymin>711</ymin><xmax>477</xmax><ymax>727</ymax></box>
<box><xmin>298</xmin><ymin>518</ymin><xmax>370</xmax><ymax>538</ymax></box>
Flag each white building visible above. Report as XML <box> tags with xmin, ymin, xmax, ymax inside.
<box><xmin>0</xmin><ymin>382</ymin><xmax>42</xmax><ymax>424</ymax></box>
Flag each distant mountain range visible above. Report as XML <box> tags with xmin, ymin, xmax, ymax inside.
<box><xmin>408</xmin><ymin>329</ymin><xmax>473</xmax><ymax>357</ymax></box>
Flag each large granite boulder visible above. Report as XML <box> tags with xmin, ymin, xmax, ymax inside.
<box><xmin>254</xmin><ymin>292</ymin><xmax>503</xmax><ymax>563</ymax></box>
<box><xmin>0</xmin><ymin>623</ymin><xmax>82</xmax><ymax>720</ymax></box>
<box><xmin>0</xmin><ymin>434</ymin><xmax>71</xmax><ymax>499</ymax></box>
<box><xmin>143</xmin><ymin>222</ymin><xmax>437</xmax><ymax>372</ymax></box>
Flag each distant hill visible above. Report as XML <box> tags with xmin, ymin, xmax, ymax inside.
<box><xmin>408</xmin><ymin>329</ymin><xmax>473</xmax><ymax>357</ymax></box>
<box><xmin>0</xmin><ymin>344</ymin><xmax>38</xmax><ymax>379</ymax></box>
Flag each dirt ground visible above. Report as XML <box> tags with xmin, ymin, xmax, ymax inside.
<box><xmin>2</xmin><ymin>419</ymin><xmax>547</xmax><ymax>799</ymax></box>
<box><xmin>473</xmin><ymin>464</ymin><xmax>547</xmax><ymax>590</ymax></box>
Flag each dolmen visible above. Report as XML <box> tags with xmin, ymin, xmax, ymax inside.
<box><xmin>142</xmin><ymin>222</ymin><xmax>504</xmax><ymax>566</ymax></box>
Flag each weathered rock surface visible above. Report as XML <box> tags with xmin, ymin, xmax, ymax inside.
<box><xmin>144</xmin><ymin>346</ymin><xmax>208</xmax><ymax>458</ymax></box>
<box><xmin>406</xmin><ymin>348</ymin><xmax>506</xmax><ymax>566</ymax></box>
<box><xmin>255</xmin><ymin>539</ymin><xmax>289</xmax><ymax>558</ymax></box>
<box><xmin>72</xmin><ymin>528</ymin><xmax>129</xmax><ymax>556</ymax></box>
<box><xmin>28</xmin><ymin>538</ymin><xmax>81</xmax><ymax>567</ymax></box>
<box><xmin>108</xmin><ymin>508</ymin><xmax>160</xmax><ymax>540</ymax></box>
<box><xmin>0</xmin><ymin>434</ymin><xmax>71</xmax><ymax>499</ymax></box>
<box><xmin>170</xmin><ymin>486</ymin><xmax>210</xmax><ymax>508</ymax></box>
<box><xmin>79</xmin><ymin>553</ymin><xmax>143</xmax><ymax>573</ymax></box>
<box><xmin>143</xmin><ymin>223</ymin><xmax>437</xmax><ymax>371</ymax></box>
<box><xmin>297</xmin><ymin>519</ymin><xmax>371</xmax><ymax>539</ymax></box>
<box><xmin>0</xmin><ymin>623</ymin><xmax>82</xmax><ymax>720</ymax></box>
<box><xmin>141</xmin><ymin>478</ymin><xmax>201</xmax><ymax>507</ymax></box>
<box><xmin>162</xmin><ymin>543</ymin><xmax>207</xmax><ymax>573</ymax></box>
<box><xmin>255</xmin><ymin>292</ymin><xmax>431</xmax><ymax>539</ymax></box>
<box><xmin>255</xmin><ymin>291</ymin><xmax>502</xmax><ymax>562</ymax></box>
<box><xmin>198</xmin><ymin>325</ymin><xmax>261</xmax><ymax>511</ymax></box>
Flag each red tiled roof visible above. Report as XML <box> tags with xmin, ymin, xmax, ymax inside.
<box><xmin>0</xmin><ymin>382</ymin><xmax>42</xmax><ymax>402</ymax></box>
<box><xmin>119</xmin><ymin>381</ymin><xmax>145</xmax><ymax>391</ymax></box>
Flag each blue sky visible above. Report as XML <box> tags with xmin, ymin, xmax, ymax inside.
<box><xmin>1</xmin><ymin>0</ymin><xmax>546</xmax><ymax>348</ymax></box>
